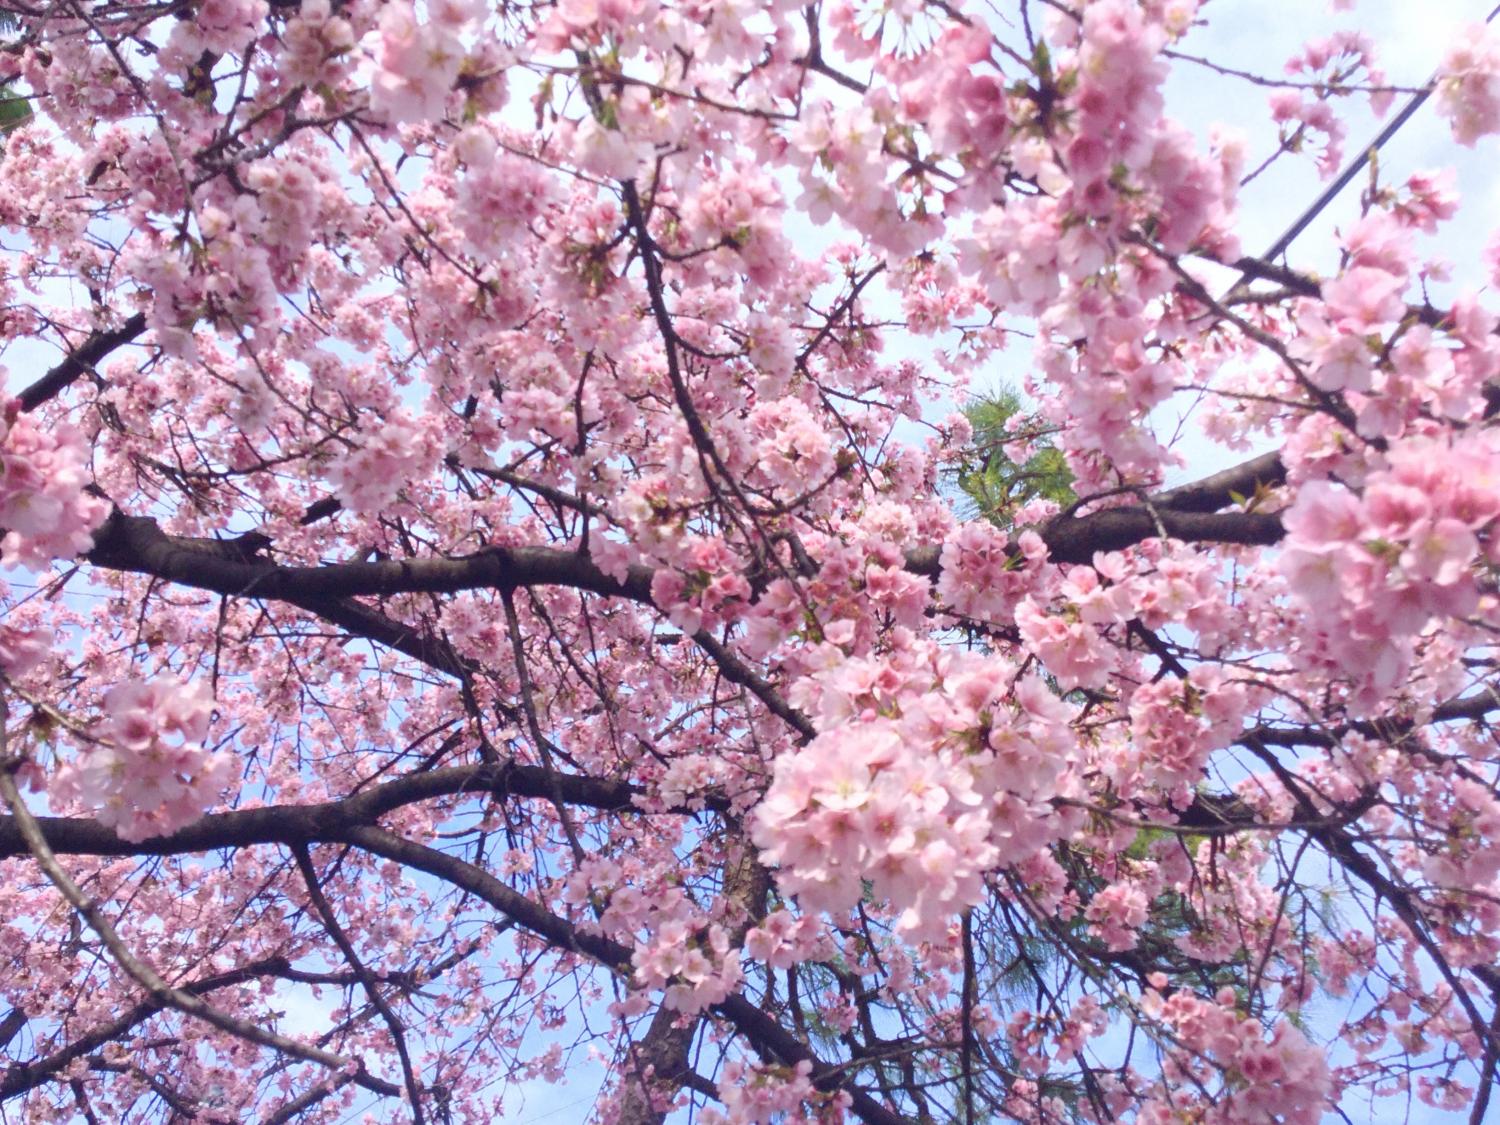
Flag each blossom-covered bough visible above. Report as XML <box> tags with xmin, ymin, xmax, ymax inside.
<box><xmin>1</xmin><ymin>0</ymin><xmax>1499</xmax><ymax>1120</ymax></box>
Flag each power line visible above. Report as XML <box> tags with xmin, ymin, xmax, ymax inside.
<box><xmin>1254</xmin><ymin>0</ymin><xmax>1500</xmax><ymax>267</ymax></box>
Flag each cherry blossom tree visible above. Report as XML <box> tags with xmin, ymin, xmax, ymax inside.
<box><xmin>2</xmin><ymin>0</ymin><xmax>1500</xmax><ymax>1120</ymax></box>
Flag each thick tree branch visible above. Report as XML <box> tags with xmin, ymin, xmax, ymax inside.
<box><xmin>1243</xmin><ymin>690</ymin><xmax>1500</xmax><ymax>749</ymax></box>
<box><xmin>85</xmin><ymin>509</ymin><xmax>814</xmax><ymax>732</ymax></box>
<box><xmin>85</xmin><ymin>449</ymin><xmax>1288</xmax><ymax>639</ymax></box>
<box><xmin>85</xmin><ymin>510</ymin><xmax>656</xmax><ymax>605</ymax></box>
<box><xmin>0</xmin><ymin>759</ymin><xmax>722</xmax><ymax>861</ymax></box>
<box><xmin>907</xmin><ymin>451</ymin><xmax>1287</xmax><ymax>576</ymax></box>
<box><xmin>16</xmin><ymin>313</ymin><xmax>148</xmax><ymax>412</ymax></box>
<box><xmin>614</xmin><ymin>1005</ymin><xmax>701</xmax><ymax>1125</ymax></box>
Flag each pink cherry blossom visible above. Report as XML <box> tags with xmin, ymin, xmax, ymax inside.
<box><xmin>51</xmin><ymin>678</ymin><xmax>231</xmax><ymax>843</ymax></box>
<box><xmin>0</xmin><ymin>401</ymin><xmax>108</xmax><ymax>569</ymax></box>
<box><xmin>1</xmin><ymin>1</ymin><xmax>1499</xmax><ymax>1121</ymax></box>
<box><xmin>1437</xmin><ymin>25</ymin><xmax>1500</xmax><ymax>145</ymax></box>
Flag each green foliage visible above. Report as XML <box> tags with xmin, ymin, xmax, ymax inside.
<box><xmin>0</xmin><ymin>13</ymin><xmax>28</xmax><ymax>136</ymax></box>
<box><xmin>951</xmin><ymin>388</ymin><xmax>1075</xmax><ymax>526</ymax></box>
<box><xmin>0</xmin><ymin>94</ymin><xmax>31</xmax><ymax>135</ymax></box>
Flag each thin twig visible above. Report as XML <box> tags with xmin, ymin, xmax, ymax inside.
<box><xmin>292</xmin><ymin>844</ymin><xmax>425</xmax><ymax>1123</ymax></box>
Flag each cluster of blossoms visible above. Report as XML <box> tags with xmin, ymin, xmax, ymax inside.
<box><xmin>1307</xmin><ymin>211</ymin><xmax>1421</xmax><ymax>378</ymax></box>
<box><xmin>936</xmin><ymin>523</ymin><xmax>1049</xmax><ymax>623</ymax></box>
<box><xmin>742</xmin><ymin>397</ymin><xmax>838</xmax><ymax>494</ymax></box>
<box><xmin>648</xmin><ymin>536</ymin><xmax>753</xmax><ymax>636</ymax></box>
<box><xmin>1138</xmin><ymin>983</ymin><xmax>1333</xmax><ymax>1124</ymax></box>
<box><xmin>277</xmin><ymin>0</ymin><xmax>358</xmax><ymax>86</ymax></box>
<box><xmin>452</xmin><ymin>126</ymin><xmax>557</xmax><ymax>260</ymax></box>
<box><xmin>0</xmin><ymin>624</ymin><xmax>51</xmax><ymax>679</ymax></box>
<box><xmin>51</xmin><ymin>679</ymin><xmax>232</xmax><ymax>842</ymax></box>
<box><xmin>741</xmin><ymin>909</ymin><xmax>830</xmax><ymax>970</ymax></box>
<box><xmin>1437</xmin><ymin>25</ymin><xmax>1500</xmax><ymax>146</ymax></box>
<box><xmin>326</xmin><ymin>407</ymin><xmax>437</xmax><ymax>514</ymax></box>
<box><xmin>1056</xmin><ymin>0</ymin><xmax>1171</xmax><ymax>214</ymax></box>
<box><xmin>439</xmin><ymin>591</ymin><xmax>511</xmax><ymax>663</ymax></box>
<box><xmin>678</xmin><ymin>165</ymin><xmax>791</xmax><ymax>292</ymax></box>
<box><xmin>946</xmin><ymin>0</ymin><xmax>1252</xmax><ymax>487</ymax></box>
<box><xmin>629</xmin><ymin>916</ymin><xmax>744</xmax><ymax>1015</ymax></box>
<box><xmin>563</xmin><ymin>856</ymin><xmax>744</xmax><ymax>1016</ymax></box>
<box><xmin>1267</xmin><ymin>87</ymin><xmax>1347</xmax><ymax>180</ymax></box>
<box><xmin>1083</xmin><ymin>879</ymin><xmax>1153</xmax><ymax>953</ymax></box>
<box><xmin>1015</xmin><ymin>589</ymin><xmax>1122</xmax><ymax>692</ymax></box>
<box><xmin>1051</xmin><ymin>0</ymin><xmax>1238</xmax><ymax>259</ymax></box>
<box><xmin>753</xmin><ymin>641</ymin><xmax>1081</xmax><ymax>940</ymax></box>
<box><xmin>1013</xmin><ymin>552</ymin><xmax>1145</xmax><ymax>693</ymax></box>
<box><xmin>7</xmin><ymin>0</ymin><xmax>1500</xmax><ymax>1115</ymax></box>
<box><xmin>1269</xmin><ymin>30</ymin><xmax>1390</xmax><ymax>178</ymax></box>
<box><xmin>699</xmin><ymin>1060</ymin><xmax>848</xmax><ymax>1125</ymax></box>
<box><xmin>899</xmin><ymin>23</ymin><xmax>1009</xmax><ymax>164</ymax></box>
<box><xmin>0</xmin><ymin>400</ymin><xmax>107</xmax><ymax>569</ymax></box>
<box><xmin>999</xmin><ymin>541</ymin><xmax>1232</xmax><ymax>700</ymax></box>
<box><xmin>1122</xmin><ymin>668</ymin><xmax>1251</xmax><ymax>804</ymax></box>
<box><xmin>1278</xmin><ymin>431</ymin><xmax>1500</xmax><ymax>708</ymax></box>
<box><xmin>363</xmin><ymin>0</ymin><xmax>481</xmax><ymax>124</ymax></box>
<box><xmin>1418</xmin><ymin>774</ymin><xmax>1500</xmax><ymax>889</ymax></box>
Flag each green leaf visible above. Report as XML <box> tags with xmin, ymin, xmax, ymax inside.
<box><xmin>0</xmin><ymin>95</ymin><xmax>32</xmax><ymax>135</ymax></box>
<box><xmin>947</xmin><ymin>386</ymin><xmax>1076</xmax><ymax>528</ymax></box>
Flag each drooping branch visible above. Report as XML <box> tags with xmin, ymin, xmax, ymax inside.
<box><xmin>292</xmin><ymin>844</ymin><xmax>426</xmax><ymax>1124</ymax></box>
<box><xmin>340</xmin><ymin>826</ymin><xmax>909</xmax><ymax>1125</ymax></box>
<box><xmin>5</xmin><ymin>928</ymin><xmax>483</xmax><ymax>1108</ymax></box>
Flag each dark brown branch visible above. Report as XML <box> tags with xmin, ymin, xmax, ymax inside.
<box><xmin>85</xmin><ymin>510</ymin><xmax>814</xmax><ymax>732</ymax></box>
<box><xmin>906</xmin><ymin>472</ymin><xmax>1286</xmax><ymax>577</ymax></box>
<box><xmin>692</xmin><ymin>631</ymin><xmax>816</xmax><ymax>742</ymax></box>
<box><xmin>17</xmin><ymin>313</ymin><xmax>148</xmax><ymax>413</ymax></box>
<box><xmin>1242</xmin><ymin>690</ymin><xmax>1500</xmax><ymax>750</ymax></box>
<box><xmin>0</xmin><ymin>759</ymin><xmax>719</xmax><ymax>862</ymax></box>
<box><xmin>85</xmin><ymin>511</ymin><xmax>656</xmax><ymax>606</ymax></box>
<box><xmin>608</xmin><ymin>1005</ymin><xmax>699</xmax><ymax>1125</ymax></box>
<box><xmin>86</xmin><ymin>447</ymin><xmax>1287</xmax><ymax>623</ymax></box>
<box><xmin>260</xmin><ymin>1071</ymin><xmax>359</xmax><ymax>1125</ymax></box>
<box><xmin>1151</xmin><ymin>451</ymin><xmax>1286</xmax><ymax>513</ymax></box>
<box><xmin>0</xmin><ymin>1010</ymin><xmax>23</xmax><ymax>1051</ymax></box>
